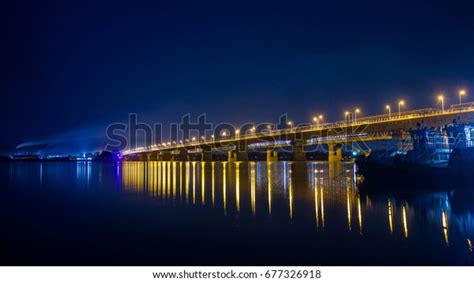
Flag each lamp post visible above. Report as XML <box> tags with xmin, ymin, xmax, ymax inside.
<box><xmin>313</xmin><ymin>115</ymin><xmax>323</xmax><ymax>128</ymax></box>
<box><xmin>235</xmin><ymin>129</ymin><xmax>240</xmax><ymax>138</ymax></box>
<box><xmin>211</xmin><ymin>135</ymin><xmax>215</xmax><ymax>141</ymax></box>
<box><xmin>459</xmin><ymin>89</ymin><xmax>466</xmax><ymax>105</ymax></box>
<box><xmin>438</xmin><ymin>95</ymin><xmax>445</xmax><ymax>112</ymax></box>
<box><xmin>398</xmin><ymin>100</ymin><xmax>405</xmax><ymax>118</ymax></box>
<box><xmin>267</xmin><ymin>125</ymin><xmax>272</xmax><ymax>134</ymax></box>
<box><xmin>354</xmin><ymin>108</ymin><xmax>360</xmax><ymax>123</ymax></box>
<box><xmin>385</xmin><ymin>105</ymin><xmax>391</xmax><ymax>119</ymax></box>
<box><xmin>345</xmin><ymin>111</ymin><xmax>350</xmax><ymax>125</ymax></box>
<box><xmin>221</xmin><ymin>131</ymin><xmax>227</xmax><ymax>140</ymax></box>
<box><xmin>287</xmin><ymin>121</ymin><xmax>293</xmax><ymax>131</ymax></box>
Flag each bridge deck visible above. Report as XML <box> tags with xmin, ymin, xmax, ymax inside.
<box><xmin>123</xmin><ymin>105</ymin><xmax>474</xmax><ymax>155</ymax></box>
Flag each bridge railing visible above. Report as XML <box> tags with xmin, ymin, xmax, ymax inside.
<box><xmin>123</xmin><ymin>104</ymin><xmax>474</xmax><ymax>154</ymax></box>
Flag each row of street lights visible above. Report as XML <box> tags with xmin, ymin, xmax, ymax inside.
<box><xmin>154</xmin><ymin>89</ymin><xmax>468</xmax><ymax>149</ymax></box>
<box><xmin>438</xmin><ymin>89</ymin><xmax>467</xmax><ymax>112</ymax></box>
<box><xmin>385</xmin><ymin>100</ymin><xmax>405</xmax><ymax>119</ymax></box>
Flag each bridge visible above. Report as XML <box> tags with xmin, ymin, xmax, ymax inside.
<box><xmin>123</xmin><ymin>102</ymin><xmax>474</xmax><ymax>162</ymax></box>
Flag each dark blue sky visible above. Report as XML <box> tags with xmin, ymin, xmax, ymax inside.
<box><xmin>2</xmin><ymin>0</ymin><xmax>474</xmax><ymax>153</ymax></box>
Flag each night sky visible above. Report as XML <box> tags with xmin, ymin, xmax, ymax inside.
<box><xmin>2</xmin><ymin>0</ymin><xmax>474</xmax><ymax>154</ymax></box>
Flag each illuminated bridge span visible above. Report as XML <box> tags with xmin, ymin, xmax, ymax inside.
<box><xmin>123</xmin><ymin>103</ymin><xmax>474</xmax><ymax>162</ymax></box>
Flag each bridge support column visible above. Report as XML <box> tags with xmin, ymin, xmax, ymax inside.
<box><xmin>171</xmin><ymin>149</ymin><xmax>187</xmax><ymax>161</ymax></box>
<box><xmin>292</xmin><ymin>141</ymin><xmax>307</xmax><ymax>161</ymax></box>
<box><xmin>159</xmin><ymin>152</ymin><xmax>171</xmax><ymax>161</ymax></box>
<box><xmin>328</xmin><ymin>143</ymin><xmax>342</xmax><ymax>162</ymax></box>
<box><xmin>267</xmin><ymin>148</ymin><xmax>279</xmax><ymax>162</ymax></box>
<box><xmin>227</xmin><ymin>150</ymin><xmax>248</xmax><ymax>162</ymax></box>
<box><xmin>227</xmin><ymin>151</ymin><xmax>237</xmax><ymax>162</ymax></box>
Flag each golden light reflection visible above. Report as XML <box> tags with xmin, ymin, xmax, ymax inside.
<box><xmin>357</xmin><ymin>194</ymin><xmax>363</xmax><ymax>235</ymax></box>
<box><xmin>250</xmin><ymin>162</ymin><xmax>256</xmax><ymax>217</ymax></box>
<box><xmin>211</xmin><ymin>162</ymin><xmax>215</xmax><ymax>207</ymax></box>
<box><xmin>314</xmin><ymin>177</ymin><xmax>319</xmax><ymax>229</ymax></box>
<box><xmin>146</xmin><ymin>163</ymin><xmax>151</xmax><ymax>196</ymax></box>
<box><xmin>192</xmin><ymin>162</ymin><xmax>196</xmax><ymax>205</ymax></box>
<box><xmin>267</xmin><ymin>164</ymin><xmax>272</xmax><ymax>216</ymax></box>
<box><xmin>289</xmin><ymin>168</ymin><xmax>293</xmax><ymax>223</ymax></box>
<box><xmin>157</xmin><ymin>162</ymin><xmax>162</xmax><ymax>196</ymax></box>
<box><xmin>346</xmin><ymin>188</ymin><xmax>352</xmax><ymax>231</ymax></box>
<box><xmin>167</xmin><ymin>162</ymin><xmax>171</xmax><ymax>197</ymax></box>
<box><xmin>185</xmin><ymin>162</ymin><xmax>189</xmax><ymax>203</ymax></box>
<box><xmin>442</xmin><ymin>211</ymin><xmax>449</xmax><ymax>246</ymax></box>
<box><xmin>468</xmin><ymin>239</ymin><xmax>472</xmax><ymax>252</ymax></box>
<box><xmin>402</xmin><ymin>204</ymin><xmax>408</xmax><ymax>238</ymax></box>
<box><xmin>223</xmin><ymin>162</ymin><xmax>227</xmax><ymax>215</ymax></box>
<box><xmin>320</xmin><ymin>185</ymin><xmax>325</xmax><ymax>230</ymax></box>
<box><xmin>179</xmin><ymin>162</ymin><xmax>183</xmax><ymax>198</ymax></box>
<box><xmin>172</xmin><ymin>162</ymin><xmax>177</xmax><ymax>199</ymax></box>
<box><xmin>162</xmin><ymin>161</ymin><xmax>167</xmax><ymax>197</ymax></box>
<box><xmin>388</xmin><ymin>199</ymin><xmax>394</xmax><ymax>234</ymax></box>
<box><xmin>201</xmin><ymin>162</ymin><xmax>206</xmax><ymax>205</ymax></box>
<box><xmin>236</xmin><ymin>162</ymin><xmax>240</xmax><ymax>213</ymax></box>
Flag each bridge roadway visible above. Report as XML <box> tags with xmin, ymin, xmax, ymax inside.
<box><xmin>123</xmin><ymin>104</ymin><xmax>474</xmax><ymax>162</ymax></box>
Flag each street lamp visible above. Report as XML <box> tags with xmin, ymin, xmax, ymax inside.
<box><xmin>191</xmin><ymin>137</ymin><xmax>196</xmax><ymax>143</ymax></box>
<box><xmin>354</xmin><ymin>108</ymin><xmax>360</xmax><ymax>123</ymax></box>
<box><xmin>398</xmin><ymin>100</ymin><xmax>405</xmax><ymax>118</ymax></box>
<box><xmin>221</xmin><ymin>131</ymin><xmax>227</xmax><ymax>139</ymax></box>
<box><xmin>235</xmin><ymin>129</ymin><xmax>240</xmax><ymax>137</ymax></box>
<box><xmin>267</xmin><ymin>124</ymin><xmax>272</xmax><ymax>134</ymax></box>
<box><xmin>385</xmin><ymin>105</ymin><xmax>391</xmax><ymax>119</ymax></box>
<box><xmin>459</xmin><ymin>89</ymin><xmax>466</xmax><ymax>104</ymax></box>
<box><xmin>345</xmin><ymin>111</ymin><xmax>350</xmax><ymax>124</ymax></box>
<box><xmin>287</xmin><ymin>121</ymin><xmax>293</xmax><ymax>130</ymax></box>
<box><xmin>313</xmin><ymin>115</ymin><xmax>323</xmax><ymax>127</ymax></box>
<box><xmin>211</xmin><ymin>134</ymin><xmax>215</xmax><ymax>141</ymax></box>
<box><xmin>438</xmin><ymin>95</ymin><xmax>445</xmax><ymax>112</ymax></box>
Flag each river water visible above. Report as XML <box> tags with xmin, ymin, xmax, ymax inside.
<box><xmin>0</xmin><ymin>161</ymin><xmax>473</xmax><ymax>265</ymax></box>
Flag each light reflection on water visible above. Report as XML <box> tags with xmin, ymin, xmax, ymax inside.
<box><xmin>118</xmin><ymin>161</ymin><xmax>474</xmax><ymax>249</ymax></box>
<box><xmin>2</xmin><ymin>160</ymin><xmax>474</xmax><ymax>265</ymax></box>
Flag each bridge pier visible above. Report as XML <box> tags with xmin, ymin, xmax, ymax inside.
<box><xmin>292</xmin><ymin>140</ymin><xmax>307</xmax><ymax>161</ymax></box>
<box><xmin>159</xmin><ymin>151</ymin><xmax>171</xmax><ymax>161</ymax></box>
<box><xmin>328</xmin><ymin>143</ymin><xmax>343</xmax><ymax>162</ymax></box>
<box><xmin>146</xmin><ymin>152</ymin><xmax>154</xmax><ymax>161</ymax></box>
<box><xmin>227</xmin><ymin>150</ymin><xmax>248</xmax><ymax>162</ymax></box>
<box><xmin>171</xmin><ymin>149</ymin><xmax>187</xmax><ymax>161</ymax></box>
<box><xmin>267</xmin><ymin>148</ymin><xmax>279</xmax><ymax>162</ymax></box>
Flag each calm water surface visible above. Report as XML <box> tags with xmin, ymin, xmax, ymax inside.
<box><xmin>1</xmin><ymin>161</ymin><xmax>473</xmax><ymax>265</ymax></box>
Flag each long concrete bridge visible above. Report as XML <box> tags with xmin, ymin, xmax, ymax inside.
<box><xmin>123</xmin><ymin>103</ymin><xmax>474</xmax><ymax>162</ymax></box>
